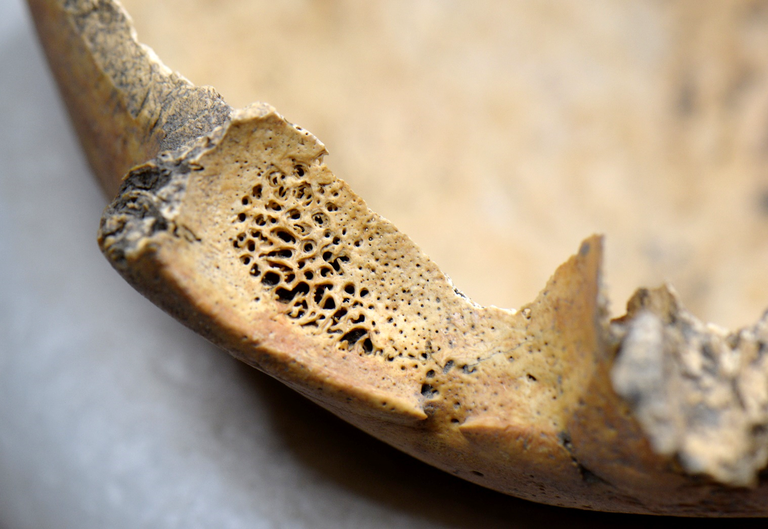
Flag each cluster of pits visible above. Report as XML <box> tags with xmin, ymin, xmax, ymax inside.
<box><xmin>230</xmin><ymin>162</ymin><xmax>383</xmax><ymax>356</ymax></box>
<box><xmin>225</xmin><ymin>149</ymin><xmax>524</xmax><ymax>423</ymax></box>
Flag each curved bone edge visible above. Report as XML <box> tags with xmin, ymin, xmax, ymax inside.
<box><xmin>27</xmin><ymin>0</ymin><xmax>231</xmax><ymax>197</ymax></box>
<box><xmin>98</xmin><ymin>100</ymin><xmax>760</xmax><ymax>514</ymax></box>
<box><xmin>37</xmin><ymin>0</ymin><xmax>768</xmax><ymax>516</ymax></box>
<box><xmin>612</xmin><ymin>285</ymin><xmax>768</xmax><ymax>488</ymax></box>
<box><xmin>98</xmin><ymin>103</ymin><xmax>615</xmax><ymax>508</ymax></box>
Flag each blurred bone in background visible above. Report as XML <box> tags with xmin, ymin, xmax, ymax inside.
<box><xmin>120</xmin><ymin>0</ymin><xmax>768</xmax><ymax>330</ymax></box>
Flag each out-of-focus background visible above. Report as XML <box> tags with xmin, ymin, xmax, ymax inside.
<box><xmin>2</xmin><ymin>0</ymin><xmax>768</xmax><ymax>527</ymax></box>
<box><xmin>120</xmin><ymin>0</ymin><xmax>768</xmax><ymax>329</ymax></box>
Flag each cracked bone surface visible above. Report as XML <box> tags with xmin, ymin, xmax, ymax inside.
<box><xmin>28</xmin><ymin>0</ymin><xmax>768</xmax><ymax>516</ymax></box>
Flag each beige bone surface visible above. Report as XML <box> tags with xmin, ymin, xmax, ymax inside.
<box><xmin>27</xmin><ymin>0</ymin><xmax>768</xmax><ymax>516</ymax></box>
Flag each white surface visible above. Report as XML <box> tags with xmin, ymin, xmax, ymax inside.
<box><xmin>0</xmin><ymin>1</ymin><xmax>760</xmax><ymax>527</ymax></box>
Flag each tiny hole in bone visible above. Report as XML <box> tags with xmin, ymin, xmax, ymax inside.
<box><xmin>421</xmin><ymin>384</ymin><xmax>439</xmax><ymax>398</ymax></box>
<box><xmin>262</xmin><ymin>271</ymin><xmax>280</xmax><ymax>286</ymax></box>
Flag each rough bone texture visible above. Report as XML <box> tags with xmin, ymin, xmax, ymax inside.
<box><xmin>613</xmin><ymin>286</ymin><xmax>768</xmax><ymax>487</ymax></box>
<box><xmin>28</xmin><ymin>0</ymin><xmax>230</xmax><ymax>196</ymax></box>
<box><xmin>99</xmin><ymin>103</ymin><xmax>768</xmax><ymax>515</ymax></box>
<box><xmin>29</xmin><ymin>0</ymin><xmax>768</xmax><ymax>517</ymax></box>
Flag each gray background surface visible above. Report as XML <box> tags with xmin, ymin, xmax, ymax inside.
<box><xmin>0</xmin><ymin>0</ymin><xmax>764</xmax><ymax>527</ymax></box>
